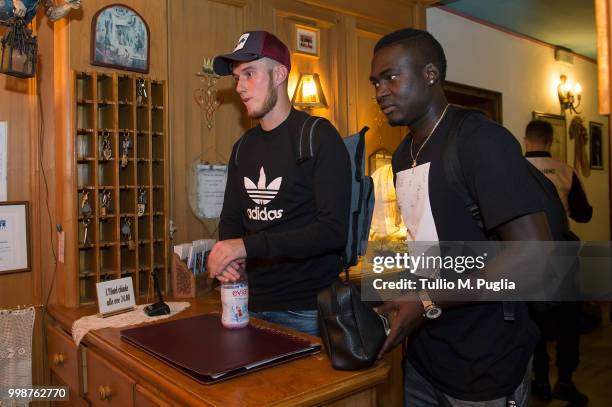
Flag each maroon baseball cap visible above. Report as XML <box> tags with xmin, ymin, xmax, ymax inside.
<box><xmin>213</xmin><ymin>31</ymin><xmax>291</xmax><ymax>76</ymax></box>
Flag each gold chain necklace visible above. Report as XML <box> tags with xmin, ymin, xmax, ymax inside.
<box><xmin>410</xmin><ymin>104</ymin><xmax>450</xmax><ymax>168</ymax></box>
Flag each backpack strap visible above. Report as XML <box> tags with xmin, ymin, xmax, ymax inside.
<box><xmin>296</xmin><ymin>116</ymin><xmax>327</xmax><ymax>164</ymax></box>
<box><xmin>234</xmin><ymin>115</ymin><xmax>327</xmax><ymax>166</ymax></box>
<box><xmin>442</xmin><ymin>108</ymin><xmax>516</xmax><ymax>321</ymax></box>
<box><xmin>233</xmin><ymin>132</ymin><xmax>249</xmax><ymax>166</ymax></box>
<box><xmin>442</xmin><ymin>108</ymin><xmax>487</xmax><ymax>230</ymax></box>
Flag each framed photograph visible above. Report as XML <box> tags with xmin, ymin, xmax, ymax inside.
<box><xmin>532</xmin><ymin>112</ymin><xmax>567</xmax><ymax>161</ymax></box>
<box><xmin>0</xmin><ymin>202</ymin><xmax>30</xmax><ymax>275</ymax></box>
<box><xmin>295</xmin><ymin>25</ymin><xmax>319</xmax><ymax>57</ymax></box>
<box><xmin>589</xmin><ymin>121</ymin><xmax>604</xmax><ymax>170</ymax></box>
<box><xmin>91</xmin><ymin>4</ymin><xmax>150</xmax><ymax>73</ymax></box>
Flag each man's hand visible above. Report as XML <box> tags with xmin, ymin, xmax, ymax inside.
<box><xmin>217</xmin><ymin>259</ymin><xmax>245</xmax><ymax>283</ymax></box>
<box><xmin>207</xmin><ymin>239</ymin><xmax>247</xmax><ymax>282</ymax></box>
<box><xmin>13</xmin><ymin>0</ymin><xmax>27</xmax><ymax>18</ymax></box>
<box><xmin>375</xmin><ymin>294</ymin><xmax>425</xmax><ymax>359</ymax></box>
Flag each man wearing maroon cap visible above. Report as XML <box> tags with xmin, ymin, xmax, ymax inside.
<box><xmin>207</xmin><ymin>31</ymin><xmax>351</xmax><ymax>336</ymax></box>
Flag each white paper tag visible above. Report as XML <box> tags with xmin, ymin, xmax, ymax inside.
<box><xmin>96</xmin><ymin>277</ymin><xmax>136</xmax><ymax>316</ymax></box>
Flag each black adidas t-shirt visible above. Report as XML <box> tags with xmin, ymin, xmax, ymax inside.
<box><xmin>219</xmin><ymin>109</ymin><xmax>351</xmax><ymax>312</ymax></box>
<box><xmin>392</xmin><ymin>106</ymin><xmax>542</xmax><ymax>401</ymax></box>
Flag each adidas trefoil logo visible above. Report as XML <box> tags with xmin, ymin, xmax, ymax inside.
<box><xmin>244</xmin><ymin>167</ymin><xmax>284</xmax><ymax>221</ymax></box>
<box><xmin>244</xmin><ymin>167</ymin><xmax>282</xmax><ymax>205</ymax></box>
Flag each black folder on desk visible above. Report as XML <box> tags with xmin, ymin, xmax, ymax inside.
<box><xmin>120</xmin><ymin>314</ymin><xmax>321</xmax><ymax>384</ymax></box>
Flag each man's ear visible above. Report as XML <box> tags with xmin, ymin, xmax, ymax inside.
<box><xmin>424</xmin><ymin>63</ymin><xmax>440</xmax><ymax>85</ymax></box>
<box><xmin>273</xmin><ymin>64</ymin><xmax>289</xmax><ymax>86</ymax></box>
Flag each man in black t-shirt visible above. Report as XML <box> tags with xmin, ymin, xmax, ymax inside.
<box><xmin>369</xmin><ymin>28</ymin><xmax>551</xmax><ymax>406</ymax></box>
<box><xmin>206</xmin><ymin>31</ymin><xmax>351</xmax><ymax>336</ymax></box>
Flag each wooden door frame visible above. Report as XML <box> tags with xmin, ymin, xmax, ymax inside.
<box><xmin>443</xmin><ymin>80</ymin><xmax>503</xmax><ymax>124</ymax></box>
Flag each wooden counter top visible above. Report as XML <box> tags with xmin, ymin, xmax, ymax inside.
<box><xmin>47</xmin><ymin>293</ymin><xmax>390</xmax><ymax>407</ymax></box>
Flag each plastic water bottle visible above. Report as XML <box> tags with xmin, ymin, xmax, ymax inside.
<box><xmin>221</xmin><ymin>276</ymin><xmax>249</xmax><ymax>329</ymax></box>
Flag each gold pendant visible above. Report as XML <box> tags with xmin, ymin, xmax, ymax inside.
<box><xmin>100</xmin><ymin>206</ymin><xmax>107</xmax><ymax>218</ymax></box>
<box><xmin>411</xmin><ymin>160</ymin><xmax>417</xmax><ymax>168</ymax></box>
<box><xmin>128</xmin><ymin>239</ymin><xmax>136</xmax><ymax>251</ymax></box>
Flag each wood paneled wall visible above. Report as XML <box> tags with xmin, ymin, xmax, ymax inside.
<box><xmin>0</xmin><ymin>14</ymin><xmax>47</xmax><ymax>392</ymax></box>
<box><xmin>168</xmin><ymin>0</ymin><xmax>427</xmax><ymax>244</ymax></box>
<box><xmin>0</xmin><ymin>54</ymin><xmax>36</xmax><ymax>308</ymax></box>
<box><xmin>167</xmin><ymin>0</ymin><xmax>248</xmax><ymax>244</ymax></box>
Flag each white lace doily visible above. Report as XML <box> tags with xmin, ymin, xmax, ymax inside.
<box><xmin>1</xmin><ymin>307</ymin><xmax>35</xmax><ymax>407</ymax></box>
<box><xmin>71</xmin><ymin>302</ymin><xmax>190</xmax><ymax>346</ymax></box>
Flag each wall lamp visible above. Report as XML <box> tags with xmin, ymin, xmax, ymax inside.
<box><xmin>0</xmin><ymin>18</ymin><xmax>37</xmax><ymax>78</ymax></box>
<box><xmin>557</xmin><ymin>74</ymin><xmax>582</xmax><ymax>114</ymax></box>
<box><xmin>291</xmin><ymin>73</ymin><xmax>328</xmax><ymax>109</ymax></box>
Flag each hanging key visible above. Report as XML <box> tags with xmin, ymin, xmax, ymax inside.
<box><xmin>101</xmin><ymin>130</ymin><xmax>112</xmax><ymax>160</ymax></box>
<box><xmin>100</xmin><ymin>188</ymin><xmax>111</xmax><ymax>217</ymax></box>
<box><xmin>137</xmin><ymin>187</ymin><xmax>147</xmax><ymax>217</ymax></box>
<box><xmin>120</xmin><ymin>132</ymin><xmax>132</xmax><ymax>168</ymax></box>
<box><xmin>82</xmin><ymin>218</ymin><xmax>91</xmax><ymax>245</ymax></box>
<box><xmin>80</xmin><ymin>191</ymin><xmax>92</xmax><ymax>217</ymax></box>
<box><xmin>122</xmin><ymin>218</ymin><xmax>135</xmax><ymax>251</ymax></box>
<box><xmin>136</xmin><ymin>78</ymin><xmax>148</xmax><ymax>106</ymax></box>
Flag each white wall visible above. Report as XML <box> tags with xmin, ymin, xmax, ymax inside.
<box><xmin>427</xmin><ymin>8</ymin><xmax>610</xmax><ymax>241</ymax></box>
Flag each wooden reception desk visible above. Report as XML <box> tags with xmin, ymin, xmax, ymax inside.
<box><xmin>47</xmin><ymin>293</ymin><xmax>390</xmax><ymax>406</ymax></box>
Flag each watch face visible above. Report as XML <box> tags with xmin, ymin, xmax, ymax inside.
<box><xmin>426</xmin><ymin>307</ymin><xmax>442</xmax><ymax>319</ymax></box>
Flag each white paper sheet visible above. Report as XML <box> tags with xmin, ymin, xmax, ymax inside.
<box><xmin>0</xmin><ymin>204</ymin><xmax>28</xmax><ymax>272</ymax></box>
<box><xmin>196</xmin><ymin>164</ymin><xmax>228</xmax><ymax>219</ymax></box>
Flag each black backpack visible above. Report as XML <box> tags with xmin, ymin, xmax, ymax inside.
<box><xmin>443</xmin><ymin>108</ymin><xmax>574</xmax><ymax>319</ymax></box>
<box><xmin>294</xmin><ymin>117</ymin><xmax>374</xmax><ymax>273</ymax></box>
<box><xmin>443</xmin><ymin>108</ymin><xmax>571</xmax><ymax>242</ymax></box>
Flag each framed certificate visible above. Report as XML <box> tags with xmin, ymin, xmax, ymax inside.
<box><xmin>0</xmin><ymin>202</ymin><xmax>30</xmax><ymax>274</ymax></box>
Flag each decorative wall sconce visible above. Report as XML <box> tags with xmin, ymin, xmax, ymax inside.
<box><xmin>291</xmin><ymin>73</ymin><xmax>327</xmax><ymax>109</ymax></box>
<box><xmin>557</xmin><ymin>74</ymin><xmax>582</xmax><ymax>114</ymax></box>
<box><xmin>194</xmin><ymin>57</ymin><xmax>221</xmax><ymax>130</ymax></box>
<box><xmin>0</xmin><ymin>18</ymin><xmax>37</xmax><ymax>78</ymax></box>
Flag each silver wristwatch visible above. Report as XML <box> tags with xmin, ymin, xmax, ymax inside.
<box><xmin>418</xmin><ymin>290</ymin><xmax>442</xmax><ymax>319</ymax></box>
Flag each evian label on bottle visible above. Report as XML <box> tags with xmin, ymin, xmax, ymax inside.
<box><xmin>221</xmin><ymin>282</ymin><xmax>249</xmax><ymax>328</ymax></box>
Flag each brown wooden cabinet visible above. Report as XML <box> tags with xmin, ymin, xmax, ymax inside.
<box><xmin>46</xmin><ymin>297</ymin><xmax>389</xmax><ymax>407</ymax></box>
<box><xmin>67</xmin><ymin>70</ymin><xmax>169</xmax><ymax>307</ymax></box>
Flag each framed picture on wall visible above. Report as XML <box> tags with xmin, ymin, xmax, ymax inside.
<box><xmin>91</xmin><ymin>4</ymin><xmax>150</xmax><ymax>73</ymax></box>
<box><xmin>294</xmin><ymin>25</ymin><xmax>319</xmax><ymax>57</ymax></box>
<box><xmin>0</xmin><ymin>202</ymin><xmax>30</xmax><ymax>275</ymax></box>
<box><xmin>589</xmin><ymin>121</ymin><xmax>604</xmax><ymax>170</ymax></box>
<box><xmin>533</xmin><ymin>111</ymin><xmax>567</xmax><ymax>161</ymax></box>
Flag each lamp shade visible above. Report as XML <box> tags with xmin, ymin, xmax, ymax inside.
<box><xmin>291</xmin><ymin>73</ymin><xmax>327</xmax><ymax>109</ymax></box>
